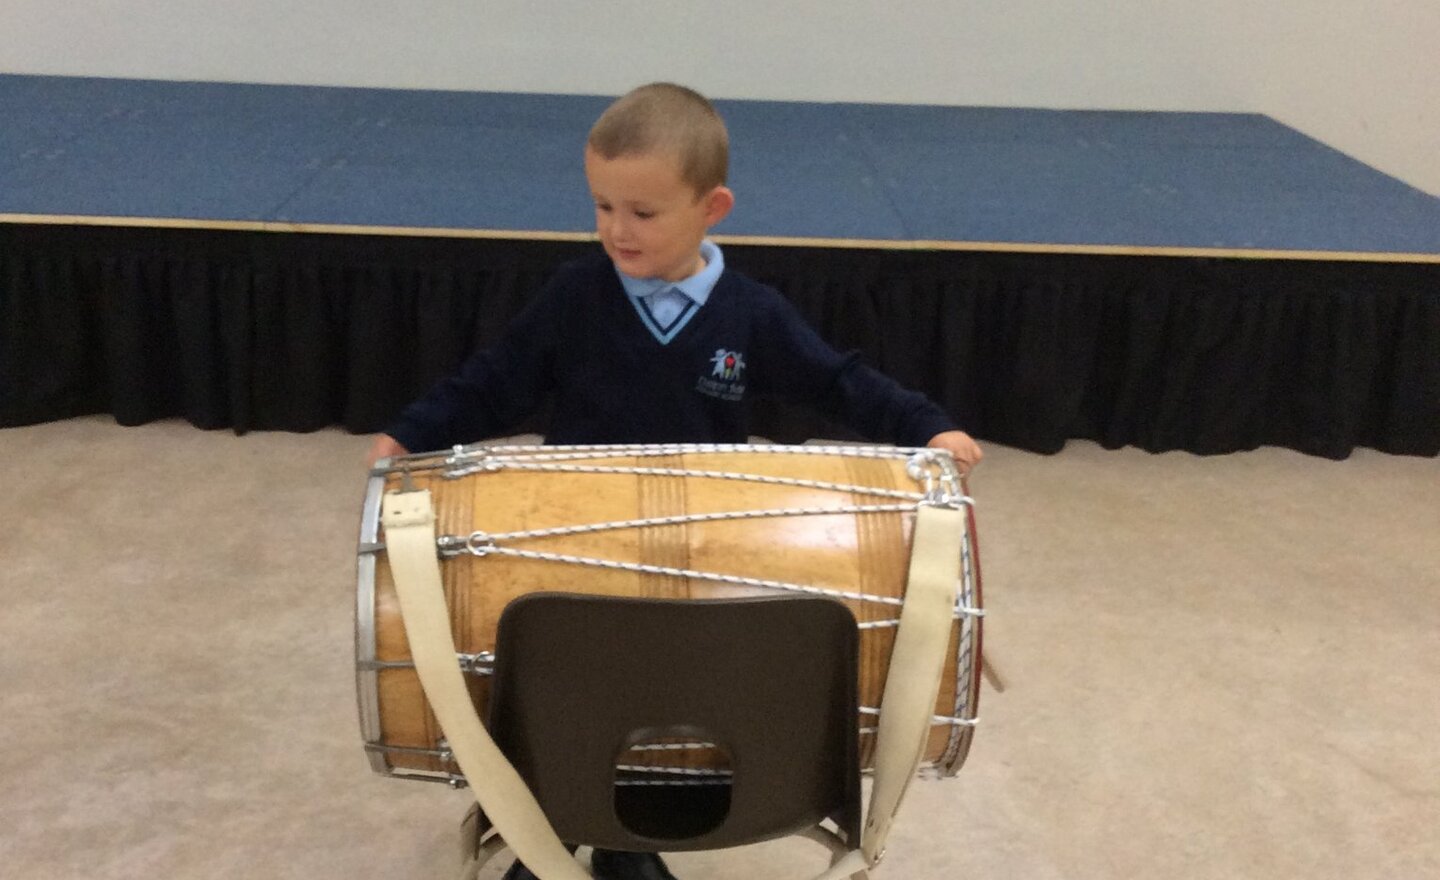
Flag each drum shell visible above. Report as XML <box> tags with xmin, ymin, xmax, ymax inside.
<box><xmin>356</xmin><ymin>447</ymin><xmax>980</xmax><ymax>784</ymax></box>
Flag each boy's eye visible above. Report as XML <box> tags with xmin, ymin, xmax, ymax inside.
<box><xmin>634</xmin><ymin>211</ymin><xmax>655</xmax><ymax>220</ymax></box>
<box><xmin>595</xmin><ymin>203</ymin><xmax>612</xmax><ymax>213</ymax></box>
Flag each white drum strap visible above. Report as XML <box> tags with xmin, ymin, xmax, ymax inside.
<box><xmin>797</xmin><ymin>504</ymin><xmax>964</xmax><ymax>880</ymax></box>
<box><xmin>381</xmin><ymin>489</ymin><xmax>592</xmax><ymax>880</ymax></box>
<box><xmin>861</xmin><ymin>503</ymin><xmax>967</xmax><ymax>865</ymax></box>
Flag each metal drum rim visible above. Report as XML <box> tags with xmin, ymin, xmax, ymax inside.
<box><xmin>356</xmin><ymin>469</ymin><xmax>389</xmax><ymax>775</ymax></box>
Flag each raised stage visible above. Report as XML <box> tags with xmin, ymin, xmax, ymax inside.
<box><xmin>2</xmin><ymin>74</ymin><xmax>1437</xmax><ymax>457</ymax></box>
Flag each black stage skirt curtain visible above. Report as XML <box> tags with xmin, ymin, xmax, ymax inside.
<box><xmin>2</xmin><ymin>223</ymin><xmax>1437</xmax><ymax>459</ymax></box>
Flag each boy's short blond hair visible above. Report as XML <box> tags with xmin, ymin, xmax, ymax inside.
<box><xmin>587</xmin><ymin>83</ymin><xmax>729</xmax><ymax>195</ymax></box>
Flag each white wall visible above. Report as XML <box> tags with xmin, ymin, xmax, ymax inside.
<box><xmin>2</xmin><ymin>1</ymin><xmax>1436</xmax><ymax>193</ymax></box>
<box><xmin>1186</xmin><ymin>2</ymin><xmax>1440</xmax><ymax>195</ymax></box>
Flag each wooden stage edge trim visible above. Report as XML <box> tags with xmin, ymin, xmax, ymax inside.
<box><xmin>4</xmin><ymin>213</ymin><xmax>1438</xmax><ymax>265</ymax></box>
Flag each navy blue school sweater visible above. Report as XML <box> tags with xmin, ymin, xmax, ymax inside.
<box><xmin>384</xmin><ymin>254</ymin><xmax>956</xmax><ymax>452</ymax></box>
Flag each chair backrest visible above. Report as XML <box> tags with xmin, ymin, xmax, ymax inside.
<box><xmin>486</xmin><ymin>592</ymin><xmax>861</xmax><ymax>852</ymax></box>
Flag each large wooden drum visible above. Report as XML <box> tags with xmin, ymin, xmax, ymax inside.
<box><xmin>356</xmin><ymin>443</ymin><xmax>983</xmax><ymax>788</ymax></box>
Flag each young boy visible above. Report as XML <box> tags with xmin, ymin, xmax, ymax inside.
<box><xmin>367</xmin><ymin>82</ymin><xmax>981</xmax><ymax>470</ymax></box>
<box><xmin>367</xmin><ymin>83</ymin><xmax>981</xmax><ymax>879</ymax></box>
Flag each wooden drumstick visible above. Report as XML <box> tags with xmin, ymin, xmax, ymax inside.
<box><xmin>981</xmin><ymin>652</ymin><xmax>1008</xmax><ymax>693</ymax></box>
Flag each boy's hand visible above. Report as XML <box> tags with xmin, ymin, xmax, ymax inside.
<box><xmin>926</xmin><ymin>430</ymin><xmax>983</xmax><ymax>475</ymax></box>
<box><xmin>366</xmin><ymin>434</ymin><xmax>409</xmax><ymax>468</ymax></box>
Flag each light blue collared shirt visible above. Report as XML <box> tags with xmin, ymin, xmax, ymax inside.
<box><xmin>617</xmin><ymin>240</ymin><xmax>725</xmax><ymax>344</ymax></box>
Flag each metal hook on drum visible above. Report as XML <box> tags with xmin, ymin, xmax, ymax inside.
<box><xmin>445</xmin><ymin>445</ymin><xmax>505</xmax><ymax>479</ymax></box>
<box><xmin>906</xmin><ymin>450</ymin><xmax>967</xmax><ymax>508</ymax></box>
<box><xmin>465</xmin><ymin>531</ymin><xmax>498</xmax><ymax>557</ymax></box>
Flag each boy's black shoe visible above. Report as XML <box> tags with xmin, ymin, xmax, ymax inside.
<box><xmin>590</xmin><ymin>849</ymin><xmax>679</xmax><ymax>880</ymax></box>
<box><xmin>500</xmin><ymin>850</ymin><xmax>677</xmax><ymax>880</ymax></box>
<box><xmin>500</xmin><ymin>860</ymin><xmax>538</xmax><ymax>880</ymax></box>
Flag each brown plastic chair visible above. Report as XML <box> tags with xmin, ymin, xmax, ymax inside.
<box><xmin>467</xmin><ymin>592</ymin><xmax>862</xmax><ymax>872</ymax></box>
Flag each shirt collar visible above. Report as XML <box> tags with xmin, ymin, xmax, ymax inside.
<box><xmin>617</xmin><ymin>240</ymin><xmax>725</xmax><ymax>305</ymax></box>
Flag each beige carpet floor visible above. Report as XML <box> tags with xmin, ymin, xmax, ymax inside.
<box><xmin>1</xmin><ymin>416</ymin><xmax>1436</xmax><ymax>879</ymax></box>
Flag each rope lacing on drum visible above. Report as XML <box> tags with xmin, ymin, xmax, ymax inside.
<box><xmin>615</xmin><ymin>779</ymin><xmax>735</xmax><ymax>787</ymax></box>
<box><xmin>615</xmin><ymin>764</ymin><xmax>733</xmax><ymax>778</ymax></box>
<box><xmin>439</xmin><ymin>503</ymin><xmax>983</xmax><ymax>620</ymax></box>
<box><xmin>460</xmin><ymin>542</ymin><xmax>907</xmax><ymax>608</ymax></box>
<box><xmin>444</xmin><ymin>442</ymin><xmax>926</xmax><ymax>465</ymax></box>
<box><xmin>448</xmin><ymin>502</ymin><xmax>933</xmax><ymax>608</ymax></box>
<box><xmin>939</xmin><ymin>525</ymin><xmax>982</xmax><ymax>769</ymax></box>
<box><xmin>450</xmin><ymin>504</ymin><xmax>918</xmax><ymax>545</ymax></box>
<box><xmin>445</xmin><ymin>459</ymin><xmax>929</xmax><ymax>501</ymax></box>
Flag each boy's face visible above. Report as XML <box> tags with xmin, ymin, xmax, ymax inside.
<box><xmin>584</xmin><ymin>146</ymin><xmax>734</xmax><ymax>282</ymax></box>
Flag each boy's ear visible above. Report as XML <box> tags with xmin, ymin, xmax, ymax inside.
<box><xmin>703</xmin><ymin>186</ymin><xmax>735</xmax><ymax>226</ymax></box>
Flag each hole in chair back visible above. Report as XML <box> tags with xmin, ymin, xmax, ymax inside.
<box><xmin>614</xmin><ymin>725</ymin><xmax>732</xmax><ymax>840</ymax></box>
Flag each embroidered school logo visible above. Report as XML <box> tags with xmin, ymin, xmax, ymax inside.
<box><xmin>710</xmin><ymin>348</ymin><xmax>746</xmax><ymax>381</ymax></box>
<box><xmin>697</xmin><ymin>348</ymin><xmax>747</xmax><ymax>401</ymax></box>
